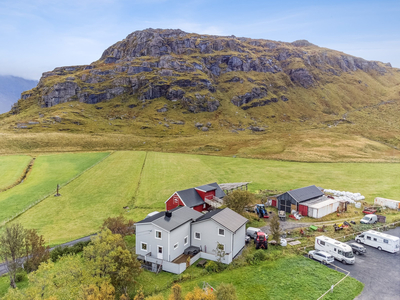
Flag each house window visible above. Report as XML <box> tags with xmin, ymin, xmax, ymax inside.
<box><xmin>194</xmin><ymin>232</ymin><xmax>201</xmax><ymax>240</ymax></box>
<box><xmin>141</xmin><ymin>242</ymin><xmax>147</xmax><ymax>251</ymax></box>
<box><xmin>218</xmin><ymin>228</ymin><xmax>225</xmax><ymax>236</ymax></box>
<box><xmin>155</xmin><ymin>230</ymin><xmax>162</xmax><ymax>239</ymax></box>
<box><xmin>174</xmin><ymin>242</ymin><xmax>179</xmax><ymax>250</ymax></box>
<box><xmin>217</xmin><ymin>243</ymin><xmax>225</xmax><ymax>251</ymax></box>
<box><xmin>384</xmin><ymin>239</ymin><xmax>389</xmax><ymax>244</ymax></box>
<box><xmin>184</xmin><ymin>236</ymin><xmax>188</xmax><ymax>245</ymax></box>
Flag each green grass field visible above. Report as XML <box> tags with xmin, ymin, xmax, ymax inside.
<box><xmin>0</xmin><ymin>155</ymin><xmax>32</xmax><ymax>190</ymax></box>
<box><xmin>12</xmin><ymin>151</ymin><xmax>146</xmax><ymax>244</ymax></box>
<box><xmin>0</xmin><ymin>152</ymin><xmax>109</xmax><ymax>224</ymax></box>
<box><xmin>156</xmin><ymin>256</ymin><xmax>363</xmax><ymax>300</ymax></box>
<box><xmin>3</xmin><ymin>151</ymin><xmax>400</xmax><ymax>244</ymax></box>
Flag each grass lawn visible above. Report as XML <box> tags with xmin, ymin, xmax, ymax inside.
<box><xmin>0</xmin><ymin>152</ymin><xmax>109</xmax><ymax>225</ymax></box>
<box><xmin>159</xmin><ymin>256</ymin><xmax>363</xmax><ymax>300</ymax></box>
<box><xmin>0</xmin><ymin>275</ymin><xmax>29</xmax><ymax>298</ymax></box>
<box><xmin>0</xmin><ymin>155</ymin><xmax>32</xmax><ymax>190</ymax></box>
<box><xmin>135</xmin><ymin>151</ymin><xmax>400</xmax><ymax>209</ymax></box>
<box><xmin>12</xmin><ymin>151</ymin><xmax>146</xmax><ymax>245</ymax></box>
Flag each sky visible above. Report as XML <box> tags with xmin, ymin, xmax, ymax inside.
<box><xmin>0</xmin><ymin>0</ymin><xmax>399</xmax><ymax>80</ymax></box>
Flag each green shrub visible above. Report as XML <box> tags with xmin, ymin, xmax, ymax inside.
<box><xmin>205</xmin><ymin>260</ymin><xmax>219</xmax><ymax>273</ymax></box>
<box><xmin>50</xmin><ymin>241</ymin><xmax>90</xmax><ymax>262</ymax></box>
<box><xmin>15</xmin><ymin>270</ymin><xmax>27</xmax><ymax>283</ymax></box>
<box><xmin>253</xmin><ymin>249</ymin><xmax>266</xmax><ymax>262</ymax></box>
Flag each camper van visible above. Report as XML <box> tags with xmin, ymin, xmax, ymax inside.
<box><xmin>356</xmin><ymin>230</ymin><xmax>400</xmax><ymax>253</ymax></box>
<box><xmin>315</xmin><ymin>236</ymin><xmax>355</xmax><ymax>264</ymax></box>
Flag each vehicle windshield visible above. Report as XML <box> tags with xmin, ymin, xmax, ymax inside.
<box><xmin>344</xmin><ymin>251</ymin><xmax>354</xmax><ymax>258</ymax></box>
<box><xmin>361</xmin><ymin>217</ymin><xmax>369</xmax><ymax>221</ymax></box>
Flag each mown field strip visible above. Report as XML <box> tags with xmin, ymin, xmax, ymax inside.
<box><xmin>0</xmin><ymin>152</ymin><xmax>109</xmax><ymax>224</ymax></box>
<box><xmin>13</xmin><ymin>151</ymin><xmax>146</xmax><ymax>245</ymax></box>
<box><xmin>0</xmin><ymin>155</ymin><xmax>32</xmax><ymax>190</ymax></box>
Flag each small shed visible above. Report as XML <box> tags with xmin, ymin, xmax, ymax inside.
<box><xmin>374</xmin><ymin>197</ymin><xmax>400</xmax><ymax>210</ymax></box>
<box><xmin>302</xmin><ymin>197</ymin><xmax>341</xmax><ymax>219</ymax></box>
<box><xmin>277</xmin><ymin>185</ymin><xmax>324</xmax><ymax>213</ymax></box>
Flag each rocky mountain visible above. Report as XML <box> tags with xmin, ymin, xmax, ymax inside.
<box><xmin>2</xmin><ymin>29</ymin><xmax>400</xmax><ymax>149</ymax></box>
<box><xmin>0</xmin><ymin>75</ymin><xmax>38</xmax><ymax>114</ymax></box>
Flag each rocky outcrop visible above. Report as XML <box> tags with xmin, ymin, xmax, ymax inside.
<box><xmin>19</xmin><ymin>28</ymin><xmax>391</xmax><ymax>113</ymax></box>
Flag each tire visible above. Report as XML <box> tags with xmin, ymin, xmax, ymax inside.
<box><xmin>322</xmin><ymin>260</ymin><xmax>327</xmax><ymax>265</ymax></box>
<box><xmin>342</xmin><ymin>259</ymin><xmax>347</xmax><ymax>265</ymax></box>
<box><xmin>355</xmin><ymin>251</ymin><xmax>359</xmax><ymax>255</ymax></box>
<box><xmin>374</xmin><ymin>221</ymin><xmax>377</xmax><ymax>224</ymax></box>
<box><xmin>378</xmin><ymin>246</ymin><xmax>382</xmax><ymax>251</ymax></box>
<box><xmin>309</xmin><ymin>255</ymin><xmax>313</xmax><ymax>259</ymax></box>
<box><xmin>356</xmin><ymin>239</ymin><xmax>361</xmax><ymax>243</ymax></box>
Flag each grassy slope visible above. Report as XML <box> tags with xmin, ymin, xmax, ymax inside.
<box><xmin>0</xmin><ymin>152</ymin><xmax>108</xmax><ymax>224</ymax></box>
<box><xmin>159</xmin><ymin>256</ymin><xmax>363</xmax><ymax>300</ymax></box>
<box><xmin>12</xmin><ymin>151</ymin><xmax>146</xmax><ymax>245</ymax></box>
<box><xmin>0</xmin><ymin>155</ymin><xmax>31</xmax><ymax>190</ymax></box>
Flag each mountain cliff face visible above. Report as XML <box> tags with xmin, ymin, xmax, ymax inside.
<box><xmin>14</xmin><ymin>28</ymin><xmax>393</xmax><ymax>115</ymax></box>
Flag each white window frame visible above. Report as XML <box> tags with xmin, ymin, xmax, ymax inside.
<box><xmin>141</xmin><ymin>242</ymin><xmax>147</xmax><ymax>251</ymax></box>
<box><xmin>194</xmin><ymin>232</ymin><xmax>201</xmax><ymax>240</ymax></box>
<box><xmin>174</xmin><ymin>242</ymin><xmax>179</xmax><ymax>250</ymax></box>
<box><xmin>155</xmin><ymin>230</ymin><xmax>162</xmax><ymax>240</ymax></box>
<box><xmin>184</xmin><ymin>236</ymin><xmax>188</xmax><ymax>245</ymax></box>
<box><xmin>218</xmin><ymin>228</ymin><xmax>225</xmax><ymax>237</ymax></box>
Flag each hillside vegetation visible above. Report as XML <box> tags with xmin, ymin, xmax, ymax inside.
<box><xmin>0</xmin><ymin>155</ymin><xmax>31</xmax><ymax>190</ymax></box>
<box><xmin>0</xmin><ymin>29</ymin><xmax>400</xmax><ymax>161</ymax></box>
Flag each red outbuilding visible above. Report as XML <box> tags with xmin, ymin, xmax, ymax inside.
<box><xmin>165</xmin><ymin>183</ymin><xmax>226</xmax><ymax>212</ymax></box>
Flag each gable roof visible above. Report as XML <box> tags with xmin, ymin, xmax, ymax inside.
<box><xmin>194</xmin><ymin>208</ymin><xmax>248</xmax><ymax>233</ymax></box>
<box><xmin>136</xmin><ymin>206</ymin><xmax>202</xmax><ymax>232</ymax></box>
<box><xmin>286</xmin><ymin>185</ymin><xmax>324</xmax><ymax>203</ymax></box>
<box><xmin>175</xmin><ymin>182</ymin><xmax>226</xmax><ymax>208</ymax></box>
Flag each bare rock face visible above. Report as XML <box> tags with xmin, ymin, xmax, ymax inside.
<box><xmin>19</xmin><ymin>28</ymin><xmax>391</xmax><ymax>114</ymax></box>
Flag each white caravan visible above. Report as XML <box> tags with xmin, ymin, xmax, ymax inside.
<box><xmin>315</xmin><ymin>236</ymin><xmax>355</xmax><ymax>264</ymax></box>
<box><xmin>356</xmin><ymin>230</ymin><xmax>400</xmax><ymax>253</ymax></box>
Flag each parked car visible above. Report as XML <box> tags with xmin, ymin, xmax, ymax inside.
<box><xmin>247</xmin><ymin>227</ymin><xmax>262</xmax><ymax>239</ymax></box>
<box><xmin>308</xmin><ymin>250</ymin><xmax>334</xmax><ymax>265</ymax></box>
<box><xmin>348</xmin><ymin>242</ymin><xmax>367</xmax><ymax>255</ymax></box>
<box><xmin>183</xmin><ymin>246</ymin><xmax>200</xmax><ymax>256</ymax></box>
<box><xmin>360</xmin><ymin>214</ymin><xmax>378</xmax><ymax>224</ymax></box>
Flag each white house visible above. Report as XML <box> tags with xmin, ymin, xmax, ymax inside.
<box><xmin>135</xmin><ymin>206</ymin><xmax>248</xmax><ymax>274</ymax></box>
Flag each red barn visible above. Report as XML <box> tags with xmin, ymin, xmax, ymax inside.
<box><xmin>165</xmin><ymin>183</ymin><xmax>225</xmax><ymax>212</ymax></box>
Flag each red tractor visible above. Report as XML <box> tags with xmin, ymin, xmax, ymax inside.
<box><xmin>255</xmin><ymin>232</ymin><xmax>268</xmax><ymax>250</ymax></box>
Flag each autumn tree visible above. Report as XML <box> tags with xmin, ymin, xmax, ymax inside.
<box><xmin>101</xmin><ymin>214</ymin><xmax>135</xmax><ymax>237</ymax></box>
<box><xmin>223</xmin><ymin>190</ymin><xmax>256</xmax><ymax>215</ymax></box>
<box><xmin>24</xmin><ymin>228</ymin><xmax>50</xmax><ymax>273</ymax></box>
<box><xmin>0</xmin><ymin>223</ymin><xmax>26</xmax><ymax>288</ymax></box>
<box><xmin>82</xmin><ymin>281</ymin><xmax>116</xmax><ymax>300</ymax></box>
<box><xmin>184</xmin><ymin>287</ymin><xmax>216</xmax><ymax>300</ymax></box>
<box><xmin>83</xmin><ymin>229</ymin><xmax>142</xmax><ymax>295</ymax></box>
<box><xmin>3</xmin><ymin>255</ymin><xmax>104</xmax><ymax>300</ymax></box>
<box><xmin>215</xmin><ymin>283</ymin><xmax>237</xmax><ymax>300</ymax></box>
<box><xmin>169</xmin><ymin>284</ymin><xmax>183</xmax><ymax>300</ymax></box>
<box><xmin>270</xmin><ymin>213</ymin><xmax>282</xmax><ymax>244</ymax></box>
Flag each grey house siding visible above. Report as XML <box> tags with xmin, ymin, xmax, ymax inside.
<box><xmin>136</xmin><ymin>224</ymin><xmax>169</xmax><ymax>261</ymax></box>
<box><xmin>169</xmin><ymin>221</ymin><xmax>191</xmax><ymax>261</ymax></box>
<box><xmin>191</xmin><ymin>220</ymin><xmax>233</xmax><ymax>256</ymax></box>
<box><xmin>232</xmin><ymin>224</ymin><xmax>246</xmax><ymax>257</ymax></box>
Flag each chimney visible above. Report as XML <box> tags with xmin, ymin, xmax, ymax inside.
<box><xmin>165</xmin><ymin>211</ymin><xmax>172</xmax><ymax>218</ymax></box>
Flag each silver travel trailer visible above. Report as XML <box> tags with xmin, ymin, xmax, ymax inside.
<box><xmin>356</xmin><ymin>230</ymin><xmax>400</xmax><ymax>253</ymax></box>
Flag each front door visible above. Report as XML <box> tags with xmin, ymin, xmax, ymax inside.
<box><xmin>157</xmin><ymin>246</ymin><xmax>163</xmax><ymax>259</ymax></box>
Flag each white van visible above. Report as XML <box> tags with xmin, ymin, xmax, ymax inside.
<box><xmin>356</xmin><ymin>230</ymin><xmax>400</xmax><ymax>253</ymax></box>
<box><xmin>360</xmin><ymin>214</ymin><xmax>378</xmax><ymax>224</ymax></box>
<box><xmin>246</xmin><ymin>227</ymin><xmax>261</xmax><ymax>239</ymax></box>
<box><xmin>315</xmin><ymin>236</ymin><xmax>355</xmax><ymax>264</ymax></box>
